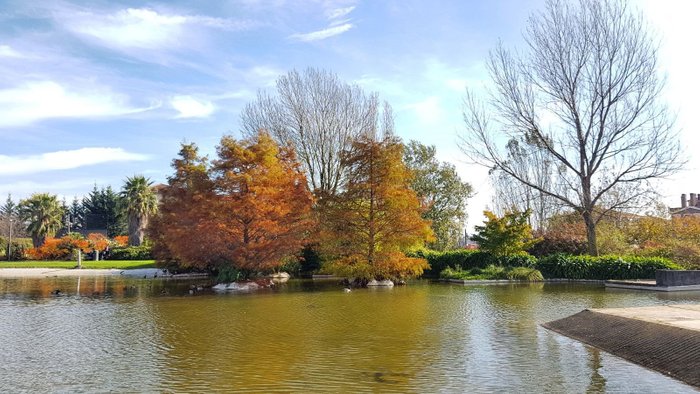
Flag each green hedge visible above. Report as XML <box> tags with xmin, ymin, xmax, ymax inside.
<box><xmin>535</xmin><ymin>254</ymin><xmax>681</xmax><ymax>280</ymax></box>
<box><xmin>409</xmin><ymin>249</ymin><xmax>537</xmax><ymax>277</ymax></box>
<box><xmin>410</xmin><ymin>248</ymin><xmax>681</xmax><ymax>280</ymax></box>
<box><xmin>108</xmin><ymin>246</ymin><xmax>153</xmax><ymax>260</ymax></box>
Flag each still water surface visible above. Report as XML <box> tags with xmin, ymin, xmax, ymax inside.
<box><xmin>1</xmin><ymin>277</ymin><xmax>699</xmax><ymax>393</ymax></box>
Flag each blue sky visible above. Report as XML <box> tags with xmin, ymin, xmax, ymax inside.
<box><xmin>1</xmin><ymin>0</ymin><xmax>698</xmax><ymax>230</ymax></box>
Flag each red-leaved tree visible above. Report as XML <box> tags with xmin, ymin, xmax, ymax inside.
<box><xmin>150</xmin><ymin>131</ymin><xmax>314</xmax><ymax>274</ymax></box>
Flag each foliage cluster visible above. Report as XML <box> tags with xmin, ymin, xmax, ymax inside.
<box><xmin>440</xmin><ymin>265</ymin><xmax>544</xmax><ymax>281</ymax></box>
<box><xmin>415</xmin><ymin>247</ymin><xmax>678</xmax><ymax>280</ymax></box>
<box><xmin>403</xmin><ymin>140</ymin><xmax>472</xmax><ymax>250</ymax></box>
<box><xmin>0</xmin><ymin>237</ymin><xmax>33</xmax><ymax>260</ymax></box>
<box><xmin>409</xmin><ymin>249</ymin><xmax>537</xmax><ymax>277</ymax></box>
<box><xmin>472</xmin><ymin>210</ymin><xmax>539</xmax><ymax>256</ymax></box>
<box><xmin>150</xmin><ymin>131</ymin><xmax>314</xmax><ymax>276</ymax></box>
<box><xmin>536</xmin><ymin>254</ymin><xmax>680</xmax><ymax>280</ymax></box>
<box><xmin>530</xmin><ymin>214</ymin><xmax>700</xmax><ymax>268</ymax></box>
<box><xmin>26</xmin><ymin>233</ymin><xmax>112</xmax><ymax>261</ymax></box>
<box><xmin>319</xmin><ymin>135</ymin><xmax>433</xmax><ymax>282</ymax></box>
<box><xmin>108</xmin><ymin>246</ymin><xmax>153</xmax><ymax>261</ymax></box>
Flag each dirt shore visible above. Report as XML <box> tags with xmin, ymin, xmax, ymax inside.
<box><xmin>0</xmin><ymin>268</ymin><xmax>170</xmax><ymax>278</ymax></box>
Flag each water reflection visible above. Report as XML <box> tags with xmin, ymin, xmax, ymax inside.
<box><xmin>0</xmin><ymin>279</ymin><xmax>698</xmax><ymax>392</ymax></box>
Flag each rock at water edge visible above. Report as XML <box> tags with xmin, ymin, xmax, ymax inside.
<box><xmin>367</xmin><ymin>279</ymin><xmax>394</xmax><ymax>286</ymax></box>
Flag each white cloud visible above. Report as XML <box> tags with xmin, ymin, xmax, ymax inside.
<box><xmin>0</xmin><ymin>45</ymin><xmax>23</xmax><ymax>58</ymax></box>
<box><xmin>446</xmin><ymin>79</ymin><xmax>467</xmax><ymax>92</ymax></box>
<box><xmin>61</xmin><ymin>7</ymin><xmax>255</xmax><ymax>51</ymax></box>
<box><xmin>0</xmin><ymin>81</ymin><xmax>152</xmax><ymax>127</ymax></box>
<box><xmin>0</xmin><ymin>179</ymin><xmax>101</xmax><ymax>199</ymax></box>
<box><xmin>289</xmin><ymin>23</ymin><xmax>354</xmax><ymax>42</ymax></box>
<box><xmin>408</xmin><ymin>96</ymin><xmax>443</xmax><ymax>123</ymax></box>
<box><xmin>171</xmin><ymin>95</ymin><xmax>215</xmax><ymax>118</ymax></box>
<box><xmin>0</xmin><ymin>148</ymin><xmax>148</xmax><ymax>176</ymax></box>
<box><xmin>326</xmin><ymin>6</ymin><xmax>355</xmax><ymax>20</ymax></box>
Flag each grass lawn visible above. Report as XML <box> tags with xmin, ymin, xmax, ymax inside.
<box><xmin>0</xmin><ymin>260</ymin><xmax>157</xmax><ymax>269</ymax></box>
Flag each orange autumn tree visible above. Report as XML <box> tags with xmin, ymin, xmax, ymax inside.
<box><xmin>150</xmin><ymin>131</ymin><xmax>314</xmax><ymax>275</ymax></box>
<box><xmin>28</xmin><ymin>234</ymin><xmax>89</xmax><ymax>260</ymax></box>
<box><xmin>87</xmin><ymin>233</ymin><xmax>110</xmax><ymax>260</ymax></box>
<box><xmin>321</xmin><ymin>134</ymin><xmax>433</xmax><ymax>283</ymax></box>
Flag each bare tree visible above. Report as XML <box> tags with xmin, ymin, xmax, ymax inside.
<box><xmin>490</xmin><ymin>137</ymin><xmax>563</xmax><ymax>232</ymax></box>
<box><xmin>461</xmin><ymin>0</ymin><xmax>682</xmax><ymax>255</ymax></box>
<box><xmin>241</xmin><ymin>68</ymin><xmax>393</xmax><ymax>198</ymax></box>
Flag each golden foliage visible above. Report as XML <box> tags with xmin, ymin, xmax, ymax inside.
<box><xmin>321</xmin><ymin>135</ymin><xmax>433</xmax><ymax>281</ymax></box>
<box><xmin>150</xmin><ymin>131</ymin><xmax>315</xmax><ymax>273</ymax></box>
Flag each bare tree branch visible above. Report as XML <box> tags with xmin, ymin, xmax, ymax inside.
<box><xmin>241</xmin><ymin>68</ymin><xmax>393</xmax><ymax>198</ymax></box>
<box><xmin>460</xmin><ymin>0</ymin><xmax>684</xmax><ymax>255</ymax></box>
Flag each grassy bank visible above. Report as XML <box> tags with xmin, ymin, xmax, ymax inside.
<box><xmin>0</xmin><ymin>260</ymin><xmax>156</xmax><ymax>269</ymax></box>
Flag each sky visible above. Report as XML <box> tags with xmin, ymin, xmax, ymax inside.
<box><xmin>0</xmin><ymin>0</ymin><xmax>698</xmax><ymax>231</ymax></box>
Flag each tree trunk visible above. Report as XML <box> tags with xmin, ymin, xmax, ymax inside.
<box><xmin>128</xmin><ymin>215</ymin><xmax>142</xmax><ymax>246</ymax></box>
<box><xmin>32</xmin><ymin>235</ymin><xmax>44</xmax><ymax>248</ymax></box>
<box><xmin>582</xmin><ymin>210</ymin><xmax>598</xmax><ymax>256</ymax></box>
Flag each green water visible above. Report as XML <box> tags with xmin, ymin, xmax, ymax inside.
<box><xmin>0</xmin><ymin>278</ymin><xmax>698</xmax><ymax>393</ymax></box>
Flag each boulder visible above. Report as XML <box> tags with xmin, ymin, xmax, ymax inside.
<box><xmin>367</xmin><ymin>279</ymin><xmax>394</xmax><ymax>287</ymax></box>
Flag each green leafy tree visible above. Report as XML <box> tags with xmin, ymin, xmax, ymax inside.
<box><xmin>321</xmin><ymin>134</ymin><xmax>433</xmax><ymax>282</ymax></box>
<box><xmin>472</xmin><ymin>210</ymin><xmax>538</xmax><ymax>257</ymax></box>
<box><xmin>68</xmin><ymin>196</ymin><xmax>85</xmax><ymax>231</ymax></box>
<box><xmin>404</xmin><ymin>140</ymin><xmax>472</xmax><ymax>250</ymax></box>
<box><xmin>83</xmin><ymin>185</ymin><xmax>125</xmax><ymax>237</ymax></box>
<box><xmin>121</xmin><ymin>175</ymin><xmax>158</xmax><ymax>246</ymax></box>
<box><xmin>18</xmin><ymin>193</ymin><xmax>65</xmax><ymax>247</ymax></box>
<box><xmin>1</xmin><ymin>194</ymin><xmax>17</xmax><ymax>217</ymax></box>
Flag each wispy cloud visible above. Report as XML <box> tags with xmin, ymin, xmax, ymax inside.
<box><xmin>326</xmin><ymin>6</ymin><xmax>355</xmax><ymax>20</ymax></box>
<box><xmin>0</xmin><ymin>81</ymin><xmax>154</xmax><ymax>127</ymax></box>
<box><xmin>290</xmin><ymin>3</ymin><xmax>356</xmax><ymax>42</ymax></box>
<box><xmin>58</xmin><ymin>7</ymin><xmax>256</xmax><ymax>51</ymax></box>
<box><xmin>290</xmin><ymin>23</ymin><xmax>353</xmax><ymax>42</ymax></box>
<box><xmin>0</xmin><ymin>148</ymin><xmax>148</xmax><ymax>176</ymax></box>
<box><xmin>407</xmin><ymin>96</ymin><xmax>443</xmax><ymax>123</ymax></box>
<box><xmin>0</xmin><ymin>179</ymin><xmax>105</xmax><ymax>199</ymax></box>
<box><xmin>0</xmin><ymin>45</ymin><xmax>24</xmax><ymax>58</ymax></box>
<box><xmin>171</xmin><ymin>95</ymin><xmax>215</xmax><ymax>118</ymax></box>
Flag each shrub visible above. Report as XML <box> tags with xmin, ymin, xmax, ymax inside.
<box><xmin>507</xmin><ymin>266</ymin><xmax>544</xmax><ymax>281</ymax></box>
<box><xmin>529</xmin><ymin>235</ymin><xmax>588</xmax><ymax>257</ymax></box>
<box><xmin>410</xmin><ymin>249</ymin><xmax>537</xmax><ymax>277</ymax></box>
<box><xmin>0</xmin><ymin>238</ymin><xmax>32</xmax><ymax>260</ymax></box>
<box><xmin>500</xmin><ymin>252</ymin><xmax>537</xmax><ymax>268</ymax></box>
<box><xmin>298</xmin><ymin>244</ymin><xmax>322</xmax><ymax>275</ymax></box>
<box><xmin>113</xmin><ymin>235</ymin><xmax>129</xmax><ymax>247</ymax></box>
<box><xmin>535</xmin><ymin>254</ymin><xmax>680</xmax><ymax>280</ymax></box>
<box><xmin>409</xmin><ymin>249</ymin><xmax>496</xmax><ymax>276</ymax></box>
<box><xmin>440</xmin><ymin>265</ymin><xmax>543</xmax><ymax>281</ymax></box>
<box><xmin>216</xmin><ymin>265</ymin><xmax>245</xmax><ymax>282</ymax></box>
<box><xmin>27</xmin><ymin>235</ymin><xmax>88</xmax><ymax>261</ymax></box>
<box><xmin>108</xmin><ymin>246</ymin><xmax>153</xmax><ymax>260</ymax></box>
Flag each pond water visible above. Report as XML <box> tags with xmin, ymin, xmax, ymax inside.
<box><xmin>1</xmin><ymin>277</ymin><xmax>698</xmax><ymax>393</ymax></box>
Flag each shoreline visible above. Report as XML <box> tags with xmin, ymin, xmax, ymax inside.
<box><xmin>0</xmin><ymin>268</ymin><xmax>209</xmax><ymax>279</ymax></box>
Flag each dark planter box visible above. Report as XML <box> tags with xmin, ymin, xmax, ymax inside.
<box><xmin>656</xmin><ymin>270</ymin><xmax>700</xmax><ymax>287</ymax></box>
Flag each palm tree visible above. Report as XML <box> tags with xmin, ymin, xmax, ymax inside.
<box><xmin>121</xmin><ymin>175</ymin><xmax>158</xmax><ymax>246</ymax></box>
<box><xmin>18</xmin><ymin>193</ymin><xmax>65</xmax><ymax>247</ymax></box>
